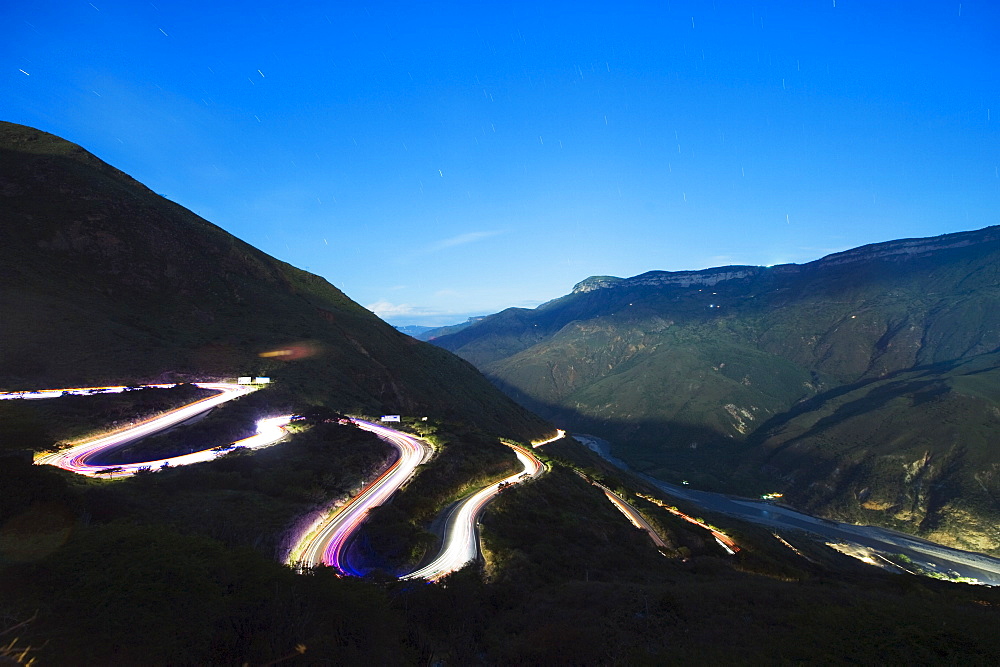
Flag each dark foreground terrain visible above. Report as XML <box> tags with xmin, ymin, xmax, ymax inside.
<box><xmin>4</xmin><ymin>406</ymin><xmax>1000</xmax><ymax>665</ymax></box>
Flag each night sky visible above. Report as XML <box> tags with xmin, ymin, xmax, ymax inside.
<box><xmin>5</xmin><ymin>1</ymin><xmax>999</xmax><ymax>325</ymax></box>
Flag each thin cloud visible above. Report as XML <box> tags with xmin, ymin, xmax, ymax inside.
<box><xmin>428</xmin><ymin>230</ymin><xmax>504</xmax><ymax>252</ymax></box>
<box><xmin>366</xmin><ymin>300</ymin><xmax>457</xmax><ymax>320</ymax></box>
<box><xmin>366</xmin><ymin>300</ymin><xmax>424</xmax><ymax>317</ymax></box>
<box><xmin>365</xmin><ymin>300</ymin><xmax>490</xmax><ymax>327</ymax></box>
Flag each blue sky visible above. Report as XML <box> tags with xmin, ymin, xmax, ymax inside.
<box><xmin>5</xmin><ymin>1</ymin><xmax>999</xmax><ymax>326</ymax></box>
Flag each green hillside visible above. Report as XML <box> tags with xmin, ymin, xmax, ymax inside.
<box><xmin>0</xmin><ymin>122</ymin><xmax>551</xmax><ymax>441</ymax></box>
<box><xmin>743</xmin><ymin>352</ymin><xmax>1000</xmax><ymax>553</ymax></box>
<box><xmin>431</xmin><ymin>226</ymin><xmax>1000</xmax><ymax>548</ymax></box>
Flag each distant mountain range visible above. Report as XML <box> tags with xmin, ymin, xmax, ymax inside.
<box><xmin>393</xmin><ymin>324</ymin><xmax>436</xmax><ymax>337</ymax></box>
<box><xmin>0</xmin><ymin>121</ymin><xmax>550</xmax><ymax>441</ymax></box>
<box><xmin>431</xmin><ymin>225</ymin><xmax>1000</xmax><ymax>552</ymax></box>
<box><xmin>410</xmin><ymin>316</ymin><xmax>485</xmax><ymax>341</ymax></box>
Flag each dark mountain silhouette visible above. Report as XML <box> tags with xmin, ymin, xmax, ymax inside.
<box><xmin>0</xmin><ymin>121</ymin><xmax>551</xmax><ymax>441</ymax></box>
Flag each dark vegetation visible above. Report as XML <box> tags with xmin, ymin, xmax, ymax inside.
<box><xmin>349</xmin><ymin>419</ymin><xmax>522</xmax><ymax>574</ymax></box>
<box><xmin>3</xmin><ymin>396</ymin><xmax>1000</xmax><ymax>664</ymax></box>
<box><xmin>1</xmin><ymin>523</ymin><xmax>407</xmax><ymax>665</ymax></box>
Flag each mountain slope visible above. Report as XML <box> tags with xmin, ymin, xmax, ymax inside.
<box><xmin>741</xmin><ymin>352</ymin><xmax>1000</xmax><ymax>553</ymax></box>
<box><xmin>0</xmin><ymin>121</ymin><xmax>551</xmax><ymax>441</ymax></box>
<box><xmin>431</xmin><ymin>226</ymin><xmax>1000</xmax><ymax>548</ymax></box>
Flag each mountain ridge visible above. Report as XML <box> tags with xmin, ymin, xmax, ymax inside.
<box><xmin>431</xmin><ymin>223</ymin><xmax>1000</xmax><ymax>551</ymax></box>
<box><xmin>0</xmin><ymin>121</ymin><xmax>552</xmax><ymax>441</ymax></box>
<box><xmin>571</xmin><ymin>225</ymin><xmax>1000</xmax><ymax>294</ymax></box>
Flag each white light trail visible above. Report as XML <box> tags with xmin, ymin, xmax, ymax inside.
<box><xmin>29</xmin><ymin>383</ymin><xmax>288</xmax><ymax>477</ymax></box>
<box><xmin>531</xmin><ymin>429</ymin><xmax>565</xmax><ymax>448</ymax></box>
<box><xmin>291</xmin><ymin>419</ymin><xmax>428</xmax><ymax>574</ymax></box>
<box><xmin>402</xmin><ymin>444</ymin><xmax>543</xmax><ymax>582</ymax></box>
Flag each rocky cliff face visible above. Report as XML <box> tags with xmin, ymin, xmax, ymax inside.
<box><xmin>571</xmin><ymin>275</ymin><xmax>624</xmax><ymax>293</ymax></box>
<box><xmin>573</xmin><ymin>268</ymin><xmax>762</xmax><ymax>292</ymax></box>
<box><xmin>572</xmin><ymin>227</ymin><xmax>1000</xmax><ymax>297</ymax></box>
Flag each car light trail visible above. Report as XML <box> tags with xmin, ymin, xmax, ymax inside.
<box><xmin>0</xmin><ymin>384</ymin><xmax>177</xmax><ymax>400</ymax></box>
<box><xmin>291</xmin><ymin>419</ymin><xmax>428</xmax><ymax>575</ymax></box>
<box><xmin>637</xmin><ymin>492</ymin><xmax>740</xmax><ymax>554</ymax></box>
<box><xmin>17</xmin><ymin>385</ymin><xmax>550</xmax><ymax>584</ymax></box>
<box><xmin>600</xmin><ymin>486</ymin><xmax>669</xmax><ymax>549</ymax></box>
<box><xmin>531</xmin><ymin>429</ymin><xmax>566</xmax><ymax>448</ymax></box>
<box><xmin>402</xmin><ymin>444</ymin><xmax>543</xmax><ymax>582</ymax></box>
<box><xmin>30</xmin><ymin>382</ymin><xmax>287</xmax><ymax>478</ymax></box>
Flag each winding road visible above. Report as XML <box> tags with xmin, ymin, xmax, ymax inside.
<box><xmin>290</xmin><ymin>419</ymin><xmax>429</xmax><ymax>574</ymax></box>
<box><xmin>402</xmin><ymin>444</ymin><xmax>543</xmax><ymax>581</ymax></box>
<box><xmin>12</xmin><ymin>383</ymin><xmax>550</xmax><ymax>583</ymax></box>
<box><xmin>24</xmin><ymin>383</ymin><xmax>294</xmax><ymax>477</ymax></box>
<box><xmin>291</xmin><ymin>428</ymin><xmax>545</xmax><ymax>581</ymax></box>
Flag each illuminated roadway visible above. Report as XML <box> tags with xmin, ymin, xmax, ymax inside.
<box><xmin>15</xmin><ymin>386</ymin><xmax>429</xmax><ymax>578</ymax></box>
<box><xmin>12</xmin><ymin>384</ymin><xmax>549</xmax><ymax>583</ymax></box>
<box><xmin>291</xmin><ymin>419</ymin><xmax>429</xmax><ymax>575</ymax></box>
<box><xmin>593</xmin><ymin>483</ymin><xmax>669</xmax><ymax>550</ymax></box>
<box><xmin>531</xmin><ymin>429</ymin><xmax>566</xmax><ymax>448</ymax></box>
<box><xmin>402</xmin><ymin>444</ymin><xmax>544</xmax><ymax>582</ymax></box>
<box><xmin>573</xmin><ymin>434</ymin><xmax>1000</xmax><ymax>585</ymax></box>
<box><xmin>25</xmin><ymin>383</ymin><xmax>295</xmax><ymax>478</ymax></box>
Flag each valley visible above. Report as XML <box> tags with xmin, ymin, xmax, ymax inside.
<box><xmin>577</xmin><ymin>434</ymin><xmax>1000</xmax><ymax>585</ymax></box>
<box><xmin>430</xmin><ymin>226</ymin><xmax>1000</xmax><ymax>554</ymax></box>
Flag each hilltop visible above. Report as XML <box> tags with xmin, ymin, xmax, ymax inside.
<box><xmin>0</xmin><ymin>121</ymin><xmax>551</xmax><ymax>441</ymax></box>
<box><xmin>431</xmin><ymin>225</ymin><xmax>1000</xmax><ymax>551</ymax></box>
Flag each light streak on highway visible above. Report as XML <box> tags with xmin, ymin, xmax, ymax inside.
<box><xmin>582</xmin><ymin>432</ymin><xmax>1000</xmax><ymax>584</ymax></box>
<box><xmin>772</xmin><ymin>533</ymin><xmax>815</xmax><ymax>563</ymax></box>
<box><xmin>0</xmin><ymin>384</ymin><xmax>177</xmax><ymax>400</ymax></box>
<box><xmin>599</xmin><ymin>486</ymin><xmax>669</xmax><ymax>549</ymax></box>
<box><xmin>402</xmin><ymin>444</ymin><xmax>543</xmax><ymax>582</ymax></box>
<box><xmin>638</xmin><ymin>492</ymin><xmax>740</xmax><ymax>554</ymax></box>
<box><xmin>30</xmin><ymin>382</ymin><xmax>286</xmax><ymax>478</ymax></box>
<box><xmin>291</xmin><ymin>419</ymin><xmax>429</xmax><ymax>575</ymax></box>
<box><xmin>531</xmin><ymin>429</ymin><xmax>566</xmax><ymax>448</ymax></box>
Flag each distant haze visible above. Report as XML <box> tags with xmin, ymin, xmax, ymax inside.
<box><xmin>6</xmin><ymin>1</ymin><xmax>998</xmax><ymax>325</ymax></box>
